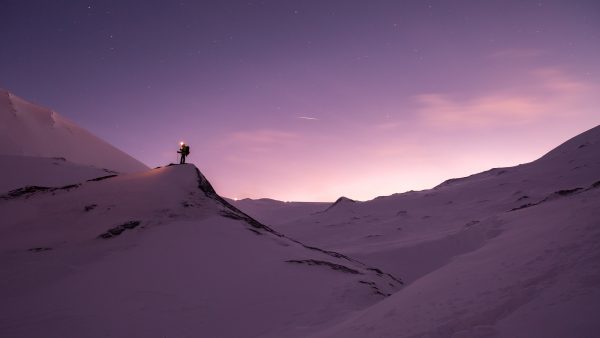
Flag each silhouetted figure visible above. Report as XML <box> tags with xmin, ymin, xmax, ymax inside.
<box><xmin>178</xmin><ymin>142</ymin><xmax>190</xmax><ymax>164</ymax></box>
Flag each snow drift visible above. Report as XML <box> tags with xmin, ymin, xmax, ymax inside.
<box><xmin>0</xmin><ymin>89</ymin><xmax>148</xmax><ymax>173</ymax></box>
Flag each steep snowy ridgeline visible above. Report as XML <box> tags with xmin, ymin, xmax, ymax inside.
<box><xmin>274</xmin><ymin>125</ymin><xmax>600</xmax><ymax>283</ymax></box>
<box><xmin>0</xmin><ymin>89</ymin><xmax>148</xmax><ymax>173</ymax></box>
<box><xmin>0</xmin><ymin>155</ymin><xmax>116</xmax><ymax>193</ymax></box>
<box><xmin>0</xmin><ymin>164</ymin><xmax>402</xmax><ymax>338</ymax></box>
<box><xmin>311</xmin><ymin>184</ymin><xmax>600</xmax><ymax>338</ymax></box>
<box><xmin>230</xmin><ymin>197</ymin><xmax>330</xmax><ymax>225</ymax></box>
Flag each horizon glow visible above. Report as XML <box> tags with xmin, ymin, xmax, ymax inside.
<box><xmin>1</xmin><ymin>1</ymin><xmax>599</xmax><ymax>201</ymax></box>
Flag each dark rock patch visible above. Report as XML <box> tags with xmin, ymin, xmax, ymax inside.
<box><xmin>509</xmin><ymin>203</ymin><xmax>537</xmax><ymax>211</ymax></box>
<box><xmin>555</xmin><ymin>188</ymin><xmax>583</xmax><ymax>196</ymax></box>
<box><xmin>2</xmin><ymin>183</ymin><xmax>82</xmax><ymax>200</ymax></box>
<box><xmin>84</xmin><ymin>204</ymin><xmax>97</xmax><ymax>212</ymax></box>
<box><xmin>3</xmin><ymin>186</ymin><xmax>50</xmax><ymax>199</ymax></box>
<box><xmin>367</xmin><ymin>267</ymin><xmax>404</xmax><ymax>284</ymax></box>
<box><xmin>121</xmin><ymin>221</ymin><xmax>141</xmax><ymax>229</ymax></box>
<box><xmin>98</xmin><ymin>221</ymin><xmax>141</xmax><ymax>239</ymax></box>
<box><xmin>108</xmin><ymin>227</ymin><xmax>125</xmax><ymax>236</ymax></box>
<box><xmin>509</xmin><ymin>186</ymin><xmax>588</xmax><ymax>212</ymax></box>
<box><xmin>286</xmin><ymin>259</ymin><xmax>363</xmax><ymax>275</ymax></box>
<box><xmin>87</xmin><ymin>174</ymin><xmax>118</xmax><ymax>182</ymax></box>
<box><xmin>28</xmin><ymin>247</ymin><xmax>52</xmax><ymax>252</ymax></box>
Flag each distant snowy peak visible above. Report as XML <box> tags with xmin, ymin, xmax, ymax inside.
<box><xmin>0</xmin><ymin>89</ymin><xmax>148</xmax><ymax>173</ymax></box>
<box><xmin>322</xmin><ymin>196</ymin><xmax>357</xmax><ymax>213</ymax></box>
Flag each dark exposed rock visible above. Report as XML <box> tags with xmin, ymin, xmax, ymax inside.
<box><xmin>3</xmin><ymin>186</ymin><xmax>50</xmax><ymax>199</ymax></box>
<box><xmin>108</xmin><ymin>227</ymin><xmax>125</xmax><ymax>236</ymax></box>
<box><xmin>87</xmin><ymin>174</ymin><xmax>118</xmax><ymax>182</ymax></box>
<box><xmin>509</xmin><ymin>203</ymin><xmax>536</xmax><ymax>211</ymax></box>
<box><xmin>555</xmin><ymin>188</ymin><xmax>583</xmax><ymax>196</ymax></box>
<box><xmin>121</xmin><ymin>221</ymin><xmax>140</xmax><ymax>229</ymax></box>
<box><xmin>84</xmin><ymin>204</ymin><xmax>97</xmax><ymax>212</ymax></box>
<box><xmin>509</xmin><ymin>185</ymin><xmax>592</xmax><ymax>212</ymax></box>
<box><xmin>28</xmin><ymin>247</ymin><xmax>52</xmax><ymax>252</ymax></box>
<box><xmin>286</xmin><ymin>259</ymin><xmax>362</xmax><ymax>275</ymax></box>
<box><xmin>1</xmin><ymin>183</ymin><xmax>81</xmax><ymax>200</ymax></box>
<box><xmin>98</xmin><ymin>221</ymin><xmax>141</xmax><ymax>239</ymax></box>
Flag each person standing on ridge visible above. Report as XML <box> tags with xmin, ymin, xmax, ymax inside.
<box><xmin>177</xmin><ymin>142</ymin><xmax>190</xmax><ymax>164</ymax></box>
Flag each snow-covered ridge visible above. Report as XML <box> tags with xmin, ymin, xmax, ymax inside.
<box><xmin>0</xmin><ymin>163</ymin><xmax>402</xmax><ymax>338</ymax></box>
<box><xmin>0</xmin><ymin>89</ymin><xmax>148</xmax><ymax>173</ymax></box>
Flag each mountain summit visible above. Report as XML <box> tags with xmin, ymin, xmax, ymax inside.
<box><xmin>0</xmin><ymin>89</ymin><xmax>148</xmax><ymax>173</ymax></box>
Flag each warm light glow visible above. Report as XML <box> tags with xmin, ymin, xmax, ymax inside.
<box><xmin>180</xmin><ymin>141</ymin><xmax>184</xmax><ymax>146</ymax></box>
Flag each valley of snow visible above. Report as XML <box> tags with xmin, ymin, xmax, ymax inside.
<box><xmin>1</xmin><ymin>89</ymin><xmax>599</xmax><ymax>337</ymax></box>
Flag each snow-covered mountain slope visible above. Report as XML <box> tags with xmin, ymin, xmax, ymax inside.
<box><xmin>253</xmin><ymin>125</ymin><xmax>600</xmax><ymax>337</ymax></box>
<box><xmin>0</xmin><ymin>164</ymin><xmax>401</xmax><ymax>338</ymax></box>
<box><xmin>312</xmin><ymin>186</ymin><xmax>600</xmax><ymax>338</ymax></box>
<box><xmin>275</xmin><ymin>125</ymin><xmax>600</xmax><ymax>281</ymax></box>
<box><xmin>229</xmin><ymin>197</ymin><xmax>330</xmax><ymax>225</ymax></box>
<box><xmin>0</xmin><ymin>155</ymin><xmax>116</xmax><ymax>193</ymax></box>
<box><xmin>0</xmin><ymin>89</ymin><xmax>148</xmax><ymax>173</ymax></box>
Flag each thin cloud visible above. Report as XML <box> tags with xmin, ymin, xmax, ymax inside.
<box><xmin>416</xmin><ymin>93</ymin><xmax>543</xmax><ymax>128</ymax></box>
<box><xmin>296</xmin><ymin>116</ymin><xmax>319</xmax><ymax>121</ymax></box>
<box><xmin>415</xmin><ymin>67</ymin><xmax>594</xmax><ymax>129</ymax></box>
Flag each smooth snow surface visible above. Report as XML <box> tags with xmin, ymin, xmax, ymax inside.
<box><xmin>0</xmin><ymin>164</ymin><xmax>401</xmax><ymax>338</ymax></box>
<box><xmin>0</xmin><ymin>89</ymin><xmax>148</xmax><ymax>173</ymax></box>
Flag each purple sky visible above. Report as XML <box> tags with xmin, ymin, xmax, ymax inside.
<box><xmin>1</xmin><ymin>0</ymin><xmax>599</xmax><ymax>201</ymax></box>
